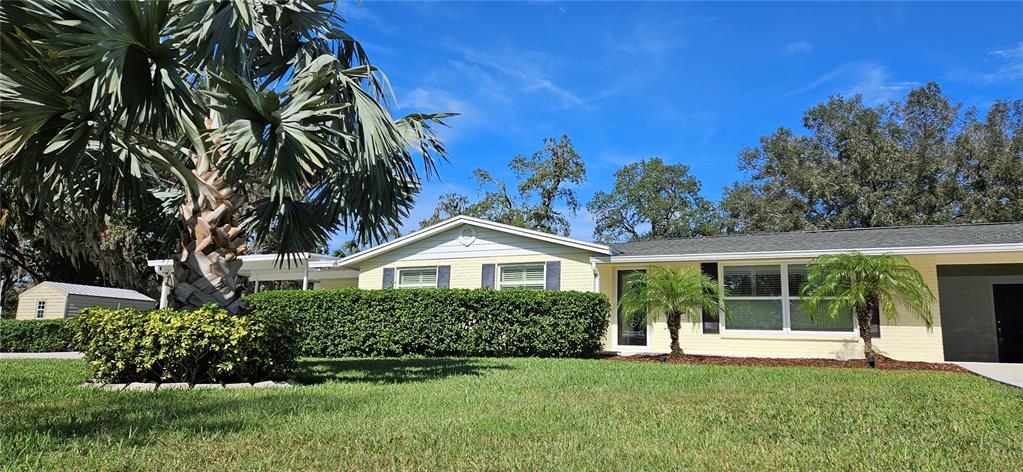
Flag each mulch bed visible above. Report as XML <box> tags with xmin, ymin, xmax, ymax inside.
<box><xmin>606</xmin><ymin>353</ymin><xmax>969</xmax><ymax>373</ymax></box>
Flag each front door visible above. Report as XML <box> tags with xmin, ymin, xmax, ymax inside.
<box><xmin>993</xmin><ymin>284</ymin><xmax>1023</xmax><ymax>363</ymax></box>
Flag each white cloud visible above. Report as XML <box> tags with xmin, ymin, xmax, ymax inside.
<box><xmin>783</xmin><ymin>40</ymin><xmax>813</xmax><ymax>55</ymax></box>
<box><xmin>458</xmin><ymin>47</ymin><xmax>587</xmax><ymax>108</ymax></box>
<box><xmin>781</xmin><ymin>62</ymin><xmax>916</xmax><ymax>104</ymax></box>
<box><xmin>565</xmin><ymin>209</ymin><xmax>597</xmax><ymax>241</ymax></box>
<box><xmin>946</xmin><ymin>43</ymin><xmax>1023</xmax><ymax>85</ymax></box>
<box><xmin>983</xmin><ymin>43</ymin><xmax>1023</xmax><ymax>82</ymax></box>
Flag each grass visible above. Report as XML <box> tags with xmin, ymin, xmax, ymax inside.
<box><xmin>1</xmin><ymin>358</ymin><xmax>1021</xmax><ymax>471</ymax></box>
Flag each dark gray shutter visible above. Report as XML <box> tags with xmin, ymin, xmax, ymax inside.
<box><xmin>870</xmin><ymin>305</ymin><xmax>881</xmax><ymax>338</ymax></box>
<box><xmin>437</xmin><ymin>265</ymin><xmax>451</xmax><ymax>288</ymax></box>
<box><xmin>382</xmin><ymin>268</ymin><xmax>395</xmax><ymax>289</ymax></box>
<box><xmin>545</xmin><ymin>261</ymin><xmax>561</xmax><ymax>290</ymax></box>
<box><xmin>481</xmin><ymin>264</ymin><xmax>495</xmax><ymax>289</ymax></box>
<box><xmin>701</xmin><ymin>262</ymin><xmax>720</xmax><ymax>333</ymax></box>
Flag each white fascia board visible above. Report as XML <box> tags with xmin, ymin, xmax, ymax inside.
<box><xmin>331</xmin><ymin>216</ymin><xmax>613</xmax><ymax>268</ymax></box>
<box><xmin>147</xmin><ymin>249</ymin><xmax>335</xmax><ymax>268</ymax></box>
<box><xmin>601</xmin><ymin>243</ymin><xmax>1023</xmax><ymax>264</ymax></box>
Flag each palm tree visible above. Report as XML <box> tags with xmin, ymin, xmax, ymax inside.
<box><xmin>800</xmin><ymin>252</ymin><xmax>935</xmax><ymax>363</ymax></box>
<box><xmin>0</xmin><ymin>1</ymin><xmax>453</xmax><ymax>312</ymax></box>
<box><xmin>618</xmin><ymin>266</ymin><xmax>725</xmax><ymax>357</ymax></box>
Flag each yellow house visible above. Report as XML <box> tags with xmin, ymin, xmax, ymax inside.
<box><xmin>148</xmin><ymin>216</ymin><xmax>1023</xmax><ymax>363</ymax></box>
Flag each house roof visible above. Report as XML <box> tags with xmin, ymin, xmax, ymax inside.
<box><xmin>608</xmin><ymin>222</ymin><xmax>1023</xmax><ymax>261</ymax></box>
<box><xmin>327</xmin><ymin>215</ymin><xmax>614</xmax><ymax>268</ymax></box>
<box><xmin>41</xmin><ymin>282</ymin><xmax>155</xmax><ymax>302</ymax></box>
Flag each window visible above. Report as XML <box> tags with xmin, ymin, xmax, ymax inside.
<box><xmin>787</xmin><ymin>265</ymin><xmax>854</xmax><ymax>332</ymax></box>
<box><xmin>498</xmin><ymin>263</ymin><xmax>545</xmax><ymax>290</ymax></box>
<box><xmin>396</xmin><ymin>267</ymin><xmax>438</xmax><ymax>288</ymax></box>
<box><xmin>723</xmin><ymin>265</ymin><xmax>783</xmax><ymax>330</ymax></box>
<box><xmin>616</xmin><ymin>269</ymin><xmax>648</xmax><ymax>346</ymax></box>
<box><xmin>721</xmin><ymin>264</ymin><xmax>854</xmax><ymax>334</ymax></box>
<box><xmin>35</xmin><ymin>300</ymin><xmax>46</xmax><ymax>319</ymax></box>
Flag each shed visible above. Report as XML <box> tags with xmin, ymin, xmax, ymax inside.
<box><xmin>15</xmin><ymin>282</ymin><xmax>156</xmax><ymax>320</ymax></box>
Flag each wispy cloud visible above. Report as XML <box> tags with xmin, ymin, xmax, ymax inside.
<box><xmin>398</xmin><ymin>88</ymin><xmax>476</xmax><ymax>142</ymax></box>
<box><xmin>339</xmin><ymin>2</ymin><xmax>396</xmax><ymax>34</ymax></box>
<box><xmin>610</xmin><ymin>21</ymin><xmax>687</xmax><ymax>59</ymax></box>
<box><xmin>458</xmin><ymin>48</ymin><xmax>587</xmax><ymax>108</ymax></box>
<box><xmin>981</xmin><ymin>43</ymin><xmax>1023</xmax><ymax>82</ymax></box>
<box><xmin>946</xmin><ymin>43</ymin><xmax>1023</xmax><ymax>85</ymax></box>
<box><xmin>783</xmin><ymin>40</ymin><xmax>813</xmax><ymax>55</ymax></box>
<box><xmin>781</xmin><ymin>62</ymin><xmax>916</xmax><ymax>104</ymax></box>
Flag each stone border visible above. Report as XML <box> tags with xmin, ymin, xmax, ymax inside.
<box><xmin>79</xmin><ymin>379</ymin><xmax>301</xmax><ymax>391</ymax></box>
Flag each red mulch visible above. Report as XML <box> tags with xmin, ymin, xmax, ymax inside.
<box><xmin>606</xmin><ymin>353</ymin><xmax>969</xmax><ymax>373</ymax></box>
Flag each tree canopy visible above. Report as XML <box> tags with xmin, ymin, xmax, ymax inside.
<box><xmin>587</xmin><ymin>158</ymin><xmax>722</xmax><ymax>243</ymax></box>
<box><xmin>720</xmin><ymin>83</ymin><xmax>1023</xmax><ymax>233</ymax></box>
<box><xmin>420</xmin><ymin>135</ymin><xmax>585</xmax><ymax>236</ymax></box>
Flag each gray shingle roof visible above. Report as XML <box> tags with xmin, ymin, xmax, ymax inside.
<box><xmin>46</xmin><ymin>282</ymin><xmax>155</xmax><ymax>301</ymax></box>
<box><xmin>610</xmin><ymin>222</ymin><xmax>1023</xmax><ymax>256</ymax></box>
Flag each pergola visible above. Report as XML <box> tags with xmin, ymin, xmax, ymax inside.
<box><xmin>147</xmin><ymin>253</ymin><xmax>358</xmax><ymax>308</ymax></box>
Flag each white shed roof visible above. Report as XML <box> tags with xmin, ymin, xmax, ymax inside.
<box><xmin>43</xmin><ymin>282</ymin><xmax>155</xmax><ymax>302</ymax></box>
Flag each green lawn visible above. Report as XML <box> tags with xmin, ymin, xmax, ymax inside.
<box><xmin>2</xmin><ymin>358</ymin><xmax>1021</xmax><ymax>471</ymax></box>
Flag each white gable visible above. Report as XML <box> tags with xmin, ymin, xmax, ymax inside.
<box><xmin>369</xmin><ymin>224</ymin><xmax>592</xmax><ymax>263</ymax></box>
<box><xmin>327</xmin><ymin>216</ymin><xmax>612</xmax><ymax>269</ymax></box>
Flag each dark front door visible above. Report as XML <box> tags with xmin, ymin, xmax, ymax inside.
<box><xmin>993</xmin><ymin>284</ymin><xmax>1023</xmax><ymax>363</ymax></box>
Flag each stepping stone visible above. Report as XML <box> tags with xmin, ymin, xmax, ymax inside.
<box><xmin>102</xmin><ymin>383</ymin><xmax>126</xmax><ymax>391</ymax></box>
<box><xmin>224</xmin><ymin>383</ymin><xmax>252</xmax><ymax>389</ymax></box>
<box><xmin>252</xmin><ymin>381</ymin><xmax>277</xmax><ymax>388</ymax></box>
<box><xmin>125</xmin><ymin>382</ymin><xmax>157</xmax><ymax>392</ymax></box>
<box><xmin>192</xmin><ymin>383</ymin><xmax>223</xmax><ymax>389</ymax></box>
<box><xmin>78</xmin><ymin>381</ymin><xmax>101</xmax><ymax>388</ymax></box>
<box><xmin>159</xmin><ymin>383</ymin><xmax>190</xmax><ymax>390</ymax></box>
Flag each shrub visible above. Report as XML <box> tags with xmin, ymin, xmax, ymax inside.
<box><xmin>74</xmin><ymin>305</ymin><xmax>299</xmax><ymax>383</ymax></box>
<box><xmin>245</xmin><ymin>288</ymin><xmax>610</xmax><ymax>358</ymax></box>
<box><xmin>0</xmin><ymin>319</ymin><xmax>77</xmax><ymax>352</ymax></box>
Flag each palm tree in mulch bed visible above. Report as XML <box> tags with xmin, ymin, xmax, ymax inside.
<box><xmin>800</xmin><ymin>252</ymin><xmax>936</xmax><ymax>366</ymax></box>
<box><xmin>618</xmin><ymin>266</ymin><xmax>725</xmax><ymax>358</ymax></box>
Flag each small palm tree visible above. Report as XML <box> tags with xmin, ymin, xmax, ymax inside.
<box><xmin>619</xmin><ymin>266</ymin><xmax>725</xmax><ymax>357</ymax></box>
<box><xmin>800</xmin><ymin>252</ymin><xmax>935</xmax><ymax>362</ymax></box>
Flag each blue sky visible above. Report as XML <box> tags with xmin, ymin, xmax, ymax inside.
<box><xmin>331</xmin><ymin>1</ymin><xmax>1023</xmax><ymax>245</ymax></box>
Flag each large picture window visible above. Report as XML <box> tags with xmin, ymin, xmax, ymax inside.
<box><xmin>397</xmin><ymin>267</ymin><xmax>438</xmax><ymax>288</ymax></box>
<box><xmin>721</xmin><ymin>263</ymin><xmax>854</xmax><ymax>334</ymax></box>
<box><xmin>616</xmin><ymin>269</ymin><xmax>648</xmax><ymax>346</ymax></box>
<box><xmin>499</xmin><ymin>263</ymin><xmax>545</xmax><ymax>290</ymax></box>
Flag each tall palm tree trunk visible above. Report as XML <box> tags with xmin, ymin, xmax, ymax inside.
<box><xmin>667</xmin><ymin>311</ymin><xmax>683</xmax><ymax>357</ymax></box>
<box><xmin>170</xmin><ymin>169</ymin><xmax>248</xmax><ymax>314</ymax></box>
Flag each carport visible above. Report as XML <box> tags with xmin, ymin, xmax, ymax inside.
<box><xmin>937</xmin><ymin>264</ymin><xmax>1023</xmax><ymax>363</ymax></box>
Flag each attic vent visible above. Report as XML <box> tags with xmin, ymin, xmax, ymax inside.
<box><xmin>458</xmin><ymin>226</ymin><xmax>478</xmax><ymax>246</ymax></box>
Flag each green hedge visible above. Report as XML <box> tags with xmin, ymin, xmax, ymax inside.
<box><xmin>74</xmin><ymin>305</ymin><xmax>299</xmax><ymax>383</ymax></box>
<box><xmin>245</xmin><ymin>288</ymin><xmax>611</xmax><ymax>358</ymax></box>
<box><xmin>0</xmin><ymin>319</ymin><xmax>77</xmax><ymax>352</ymax></box>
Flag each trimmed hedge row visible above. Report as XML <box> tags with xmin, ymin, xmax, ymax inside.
<box><xmin>75</xmin><ymin>305</ymin><xmax>299</xmax><ymax>383</ymax></box>
<box><xmin>245</xmin><ymin>288</ymin><xmax>611</xmax><ymax>358</ymax></box>
<box><xmin>0</xmin><ymin>319</ymin><xmax>77</xmax><ymax>352</ymax></box>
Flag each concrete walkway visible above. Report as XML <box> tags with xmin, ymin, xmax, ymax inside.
<box><xmin>955</xmin><ymin>362</ymin><xmax>1023</xmax><ymax>387</ymax></box>
<box><xmin>0</xmin><ymin>352</ymin><xmax>83</xmax><ymax>360</ymax></box>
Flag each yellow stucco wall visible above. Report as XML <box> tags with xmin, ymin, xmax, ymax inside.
<box><xmin>319</xmin><ymin>278</ymin><xmax>359</xmax><ymax>289</ymax></box>
<box><xmin>599</xmin><ymin>251</ymin><xmax>1023</xmax><ymax>362</ymax></box>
